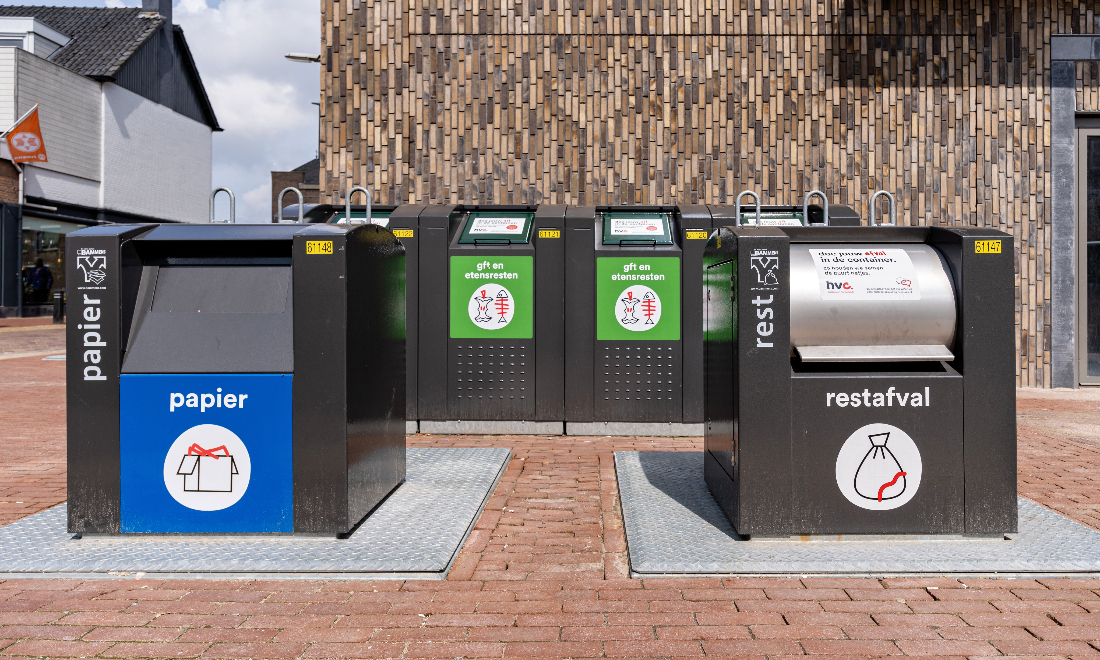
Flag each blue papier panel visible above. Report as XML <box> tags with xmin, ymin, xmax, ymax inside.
<box><xmin>120</xmin><ymin>374</ymin><xmax>293</xmax><ymax>533</ymax></box>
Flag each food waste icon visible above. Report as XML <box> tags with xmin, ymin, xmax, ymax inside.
<box><xmin>854</xmin><ymin>433</ymin><xmax>906</xmax><ymax>502</ymax></box>
<box><xmin>177</xmin><ymin>443</ymin><xmax>239</xmax><ymax>493</ymax></box>
<box><xmin>616</xmin><ymin>285</ymin><xmax>662</xmax><ymax>331</ymax></box>
<box><xmin>468</xmin><ymin>283</ymin><xmax>514</xmax><ymax>329</ymax></box>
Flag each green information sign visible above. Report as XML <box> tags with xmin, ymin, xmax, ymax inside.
<box><xmin>596</xmin><ymin>257</ymin><xmax>681</xmax><ymax>340</ymax></box>
<box><xmin>450</xmin><ymin>256</ymin><xmax>533</xmax><ymax>339</ymax></box>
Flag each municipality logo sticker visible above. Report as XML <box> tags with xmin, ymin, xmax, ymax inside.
<box><xmin>616</xmin><ymin>285</ymin><xmax>661</xmax><ymax>331</ymax></box>
<box><xmin>469</xmin><ymin>283</ymin><xmax>513</xmax><ymax>329</ymax></box>
<box><xmin>835</xmin><ymin>423</ymin><xmax>922</xmax><ymax>511</ymax></box>
<box><xmin>163</xmin><ymin>424</ymin><xmax>251</xmax><ymax>511</ymax></box>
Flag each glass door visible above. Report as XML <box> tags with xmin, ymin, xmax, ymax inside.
<box><xmin>1078</xmin><ymin>131</ymin><xmax>1100</xmax><ymax>384</ymax></box>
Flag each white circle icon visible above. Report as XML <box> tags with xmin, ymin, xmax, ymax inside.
<box><xmin>9</xmin><ymin>132</ymin><xmax>40</xmax><ymax>153</ymax></box>
<box><xmin>163</xmin><ymin>424</ymin><xmax>251</xmax><ymax>511</ymax></box>
<box><xmin>616</xmin><ymin>285</ymin><xmax>661</xmax><ymax>331</ymax></box>
<box><xmin>835</xmin><ymin>423</ymin><xmax>922</xmax><ymax>511</ymax></box>
<box><xmin>468</xmin><ymin>283</ymin><xmax>514</xmax><ymax>329</ymax></box>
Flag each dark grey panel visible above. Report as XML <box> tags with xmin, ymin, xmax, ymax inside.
<box><xmin>389</xmin><ymin>205</ymin><xmax>423</xmax><ymax>421</ymax></box>
<box><xmin>151</xmin><ymin>265</ymin><xmax>290</xmax><ymax>313</ymax></box>
<box><xmin>66</xmin><ymin>225</ymin><xmax>151</xmax><ymax>534</ymax></box>
<box><xmin>790</xmin><ymin>369</ymin><xmax>965</xmax><ymax>534</ymax></box>
<box><xmin>930</xmin><ymin>228</ymin><xmax>1018</xmax><ymax>534</ymax></box>
<box><xmin>448</xmin><ymin>339</ymin><xmax>534</xmax><ymax>420</ymax></box>
<box><xmin>564</xmin><ymin>207</ymin><xmax>597</xmax><ymax>421</ymax></box>
<box><xmin>679</xmin><ymin>205</ymin><xmax>711</xmax><ymax>423</ymax></box>
<box><xmin>703</xmin><ymin>232</ymin><xmax>736</xmax><ymax>484</ymax></box>
<box><xmin>732</xmin><ymin>228</ymin><xmax>792</xmax><ymax>536</ymax></box>
<box><xmin>292</xmin><ymin>229</ymin><xmax>349</xmax><ymax>533</ymax></box>
<box><xmin>0</xmin><ymin>204</ymin><xmax>21</xmax><ymax>308</ymax></box>
<box><xmin>343</xmin><ymin>225</ymin><xmax>406</xmax><ymax>530</ymax></box>
<box><xmin>594</xmin><ymin>341</ymin><xmax>682</xmax><ymax>422</ymax></box>
<box><xmin>417</xmin><ymin>224</ymin><xmax>450</xmax><ymax>420</ymax></box>
<box><xmin>534</xmin><ymin>206</ymin><xmax>566</xmax><ymax>421</ymax></box>
<box><xmin>1051</xmin><ymin>60</ymin><xmax>1077</xmax><ymax>387</ymax></box>
<box><xmin>121</xmin><ymin>311</ymin><xmax>293</xmax><ymax>374</ymax></box>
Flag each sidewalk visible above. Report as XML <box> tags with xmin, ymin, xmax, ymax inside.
<box><xmin>0</xmin><ymin>354</ymin><xmax>1098</xmax><ymax>658</ymax></box>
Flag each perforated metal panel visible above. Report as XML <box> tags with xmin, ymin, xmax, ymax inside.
<box><xmin>595</xmin><ymin>340</ymin><xmax>682</xmax><ymax>422</ymax></box>
<box><xmin>448</xmin><ymin>340</ymin><xmax>535</xmax><ymax>419</ymax></box>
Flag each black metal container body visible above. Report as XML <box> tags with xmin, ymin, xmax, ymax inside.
<box><xmin>564</xmin><ymin>207</ymin><xmax>687</xmax><ymax>423</ymax></box>
<box><xmin>66</xmin><ymin>224</ymin><xmax>152</xmax><ymax>534</ymax></box>
<box><xmin>66</xmin><ymin>223</ymin><xmax>405</xmax><ymax>535</ymax></box>
<box><xmin>928</xmin><ymin>227</ymin><xmax>1018</xmax><ymax>534</ymax></box>
<box><xmin>703</xmin><ymin>225</ymin><xmax>1016</xmax><ymax>536</ymax></box>
<box><xmin>387</xmin><ymin>205</ymin><xmax>424</xmax><ymax>422</ymax></box>
<box><xmin>417</xmin><ymin>205</ymin><xmax>564</xmax><ymax>422</ymax></box>
<box><xmin>291</xmin><ymin>223</ymin><xmax>406</xmax><ymax>533</ymax></box>
<box><xmin>678</xmin><ymin>206</ymin><xmax>718</xmax><ymax>423</ymax></box>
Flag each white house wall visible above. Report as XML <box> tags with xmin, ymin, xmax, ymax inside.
<box><xmin>102</xmin><ymin>83</ymin><xmax>211</xmax><ymax>223</ymax></box>
<box><xmin>0</xmin><ymin>48</ymin><xmax>15</xmax><ymax>129</ymax></box>
<box><xmin>15</xmin><ymin>48</ymin><xmax>100</xmax><ymax>183</ymax></box>
<box><xmin>23</xmin><ymin>166</ymin><xmax>99</xmax><ymax>208</ymax></box>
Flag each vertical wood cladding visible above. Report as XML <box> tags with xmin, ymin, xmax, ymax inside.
<box><xmin>321</xmin><ymin>0</ymin><xmax>1100</xmax><ymax>387</ymax></box>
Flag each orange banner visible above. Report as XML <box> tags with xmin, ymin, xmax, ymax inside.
<box><xmin>6</xmin><ymin>105</ymin><xmax>47</xmax><ymax>164</ymax></box>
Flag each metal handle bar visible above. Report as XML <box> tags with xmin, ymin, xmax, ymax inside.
<box><xmin>735</xmin><ymin>190</ymin><xmax>762</xmax><ymax>227</ymax></box>
<box><xmin>276</xmin><ymin>187</ymin><xmax>304</xmax><ymax>223</ymax></box>
<box><xmin>803</xmin><ymin>190</ymin><xmax>829</xmax><ymax>227</ymax></box>
<box><xmin>209</xmin><ymin>187</ymin><xmax>235</xmax><ymax>224</ymax></box>
<box><xmin>870</xmin><ymin>190</ymin><xmax>896</xmax><ymax>227</ymax></box>
<box><xmin>346</xmin><ymin>186</ymin><xmax>372</xmax><ymax>226</ymax></box>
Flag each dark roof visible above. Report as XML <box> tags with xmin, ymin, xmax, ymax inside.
<box><xmin>0</xmin><ymin>6</ymin><xmax>162</xmax><ymax>79</ymax></box>
<box><xmin>292</xmin><ymin>158</ymin><xmax>320</xmax><ymax>186</ymax></box>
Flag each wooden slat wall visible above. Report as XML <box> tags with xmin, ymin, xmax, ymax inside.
<box><xmin>321</xmin><ymin>0</ymin><xmax>1100</xmax><ymax>387</ymax></box>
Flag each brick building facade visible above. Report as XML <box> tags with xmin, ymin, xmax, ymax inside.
<box><xmin>320</xmin><ymin>1</ymin><xmax>1100</xmax><ymax>387</ymax></box>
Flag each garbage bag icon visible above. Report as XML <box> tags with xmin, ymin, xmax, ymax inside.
<box><xmin>853</xmin><ymin>432</ymin><xmax>907</xmax><ymax>502</ymax></box>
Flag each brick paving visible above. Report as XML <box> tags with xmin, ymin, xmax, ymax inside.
<box><xmin>0</xmin><ymin>325</ymin><xmax>65</xmax><ymax>360</ymax></box>
<box><xmin>0</xmin><ymin>355</ymin><xmax>1099</xmax><ymax>657</ymax></box>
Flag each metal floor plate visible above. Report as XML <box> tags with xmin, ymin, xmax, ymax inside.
<box><xmin>0</xmin><ymin>447</ymin><xmax>510</xmax><ymax>579</ymax></box>
<box><xmin>616</xmin><ymin>451</ymin><xmax>1100</xmax><ymax>576</ymax></box>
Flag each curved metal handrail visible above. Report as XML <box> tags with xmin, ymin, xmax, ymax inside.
<box><xmin>735</xmin><ymin>190</ymin><xmax>762</xmax><ymax>227</ymax></box>
<box><xmin>276</xmin><ymin>187</ymin><xmax>304</xmax><ymax>223</ymax></box>
<box><xmin>209</xmin><ymin>187</ymin><xmax>235</xmax><ymax>224</ymax></box>
<box><xmin>802</xmin><ymin>190</ymin><xmax>829</xmax><ymax>226</ymax></box>
<box><xmin>346</xmin><ymin>186</ymin><xmax>372</xmax><ymax>226</ymax></box>
<box><xmin>870</xmin><ymin>190</ymin><xmax>897</xmax><ymax>227</ymax></box>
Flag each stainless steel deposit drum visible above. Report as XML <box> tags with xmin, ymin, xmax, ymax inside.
<box><xmin>789</xmin><ymin>244</ymin><xmax>957</xmax><ymax>362</ymax></box>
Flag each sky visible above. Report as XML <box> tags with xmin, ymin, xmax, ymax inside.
<box><xmin>38</xmin><ymin>0</ymin><xmax>322</xmax><ymax>222</ymax></box>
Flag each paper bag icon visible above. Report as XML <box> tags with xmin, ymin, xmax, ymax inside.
<box><xmin>177</xmin><ymin>443</ymin><xmax>238</xmax><ymax>493</ymax></box>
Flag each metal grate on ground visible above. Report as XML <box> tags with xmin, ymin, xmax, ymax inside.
<box><xmin>616</xmin><ymin>451</ymin><xmax>1100</xmax><ymax>577</ymax></box>
<box><xmin>0</xmin><ymin>447</ymin><xmax>509</xmax><ymax>579</ymax></box>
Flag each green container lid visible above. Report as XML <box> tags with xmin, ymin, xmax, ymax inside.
<box><xmin>601</xmin><ymin>212</ymin><xmax>673</xmax><ymax>245</ymax></box>
<box><xmin>457</xmin><ymin>211</ymin><xmax>534</xmax><ymax>244</ymax></box>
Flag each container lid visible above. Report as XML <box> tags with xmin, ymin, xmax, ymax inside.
<box><xmin>602</xmin><ymin>212</ymin><xmax>673</xmax><ymax>245</ymax></box>
<box><xmin>329</xmin><ymin>209</ymin><xmax>393</xmax><ymax>226</ymax></box>
<box><xmin>457</xmin><ymin>211</ymin><xmax>534</xmax><ymax>244</ymax></box>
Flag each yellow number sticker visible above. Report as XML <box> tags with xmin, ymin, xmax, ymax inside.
<box><xmin>538</xmin><ymin>230</ymin><xmax>561</xmax><ymax>239</ymax></box>
<box><xmin>306</xmin><ymin>240</ymin><xmax>333</xmax><ymax>255</ymax></box>
<box><xmin>975</xmin><ymin>240</ymin><xmax>1002</xmax><ymax>254</ymax></box>
<box><xmin>685</xmin><ymin>230</ymin><xmax>709</xmax><ymax>240</ymax></box>
<box><xmin>392</xmin><ymin>229</ymin><xmax>414</xmax><ymax>238</ymax></box>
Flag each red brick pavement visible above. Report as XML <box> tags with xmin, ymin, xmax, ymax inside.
<box><xmin>0</xmin><ymin>357</ymin><xmax>1099</xmax><ymax>657</ymax></box>
<box><xmin>0</xmin><ymin>325</ymin><xmax>65</xmax><ymax>360</ymax></box>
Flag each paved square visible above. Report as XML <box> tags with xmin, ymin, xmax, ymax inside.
<box><xmin>617</xmin><ymin>451</ymin><xmax>1100</xmax><ymax>577</ymax></box>
<box><xmin>0</xmin><ymin>448</ymin><xmax>509</xmax><ymax>579</ymax></box>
